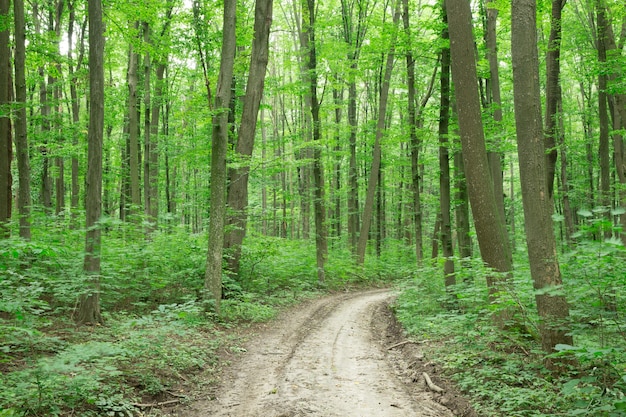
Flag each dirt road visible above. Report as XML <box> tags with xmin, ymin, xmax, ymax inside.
<box><xmin>181</xmin><ymin>289</ymin><xmax>460</xmax><ymax>417</ymax></box>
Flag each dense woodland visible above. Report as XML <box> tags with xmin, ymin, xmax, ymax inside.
<box><xmin>1</xmin><ymin>0</ymin><xmax>626</xmax><ymax>414</ymax></box>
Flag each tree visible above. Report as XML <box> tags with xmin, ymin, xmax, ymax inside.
<box><xmin>224</xmin><ymin>0</ymin><xmax>273</xmax><ymax>278</ymax></box>
<box><xmin>0</xmin><ymin>0</ymin><xmax>11</xmax><ymax>238</ymax></box>
<box><xmin>75</xmin><ymin>0</ymin><xmax>105</xmax><ymax>325</ymax></box>
<box><xmin>356</xmin><ymin>0</ymin><xmax>401</xmax><ymax>265</ymax></box>
<box><xmin>511</xmin><ymin>0</ymin><xmax>573</xmax><ymax>356</ymax></box>
<box><xmin>544</xmin><ymin>0</ymin><xmax>566</xmax><ymax>199</ymax></box>
<box><xmin>446</xmin><ymin>0</ymin><xmax>513</xmax><ymax>322</ymax></box>
<box><xmin>341</xmin><ymin>0</ymin><xmax>371</xmax><ymax>252</ymax></box>
<box><xmin>205</xmin><ymin>0</ymin><xmax>236</xmax><ymax>314</ymax></box>
<box><xmin>304</xmin><ymin>0</ymin><xmax>328</xmax><ymax>282</ymax></box>
<box><xmin>438</xmin><ymin>4</ymin><xmax>455</xmax><ymax>293</ymax></box>
<box><xmin>13</xmin><ymin>0</ymin><xmax>32</xmax><ymax>240</ymax></box>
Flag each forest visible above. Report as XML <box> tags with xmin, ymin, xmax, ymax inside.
<box><xmin>1</xmin><ymin>0</ymin><xmax>625</xmax><ymax>414</ymax></box>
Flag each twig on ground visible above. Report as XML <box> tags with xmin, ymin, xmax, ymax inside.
<box><xmin>133</xmin><ymin>399</ymin><xmax>181</xmax><ymax>408</ymax></box>
<box><xmin>387</xmin><ymin>340</ymin><xmax>418</xmax><ymax>350</ymax></box>
<box><xmin>422</xmin><ymin>372</ymin><xmax>444</xmax><ymax>393</ymax></box>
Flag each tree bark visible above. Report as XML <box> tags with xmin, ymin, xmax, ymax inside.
<box><xmin>303</xmin><ymin>0</ymin><xmax>328</xmax><ymax>282</ymax></box>
<box><xmin>511</xmin><ymin>0</ymin><xmax>573</xmax><ymax>357</ymax></box>
<box><xmin>13</xmin><ymin>0</ymin><xmax>32</xmax><ymax>240</ymax></box>
<box><xmin>446</xmin><ymin>0</ymin><xmax>513</xmax><ymax>320</ymax></box>
<box><xmin>341</xmin><ymin>0</ymin><xmax>370</xmax><ymax>253</ymax></box>
<box><xmin>76</xmin><ymin>0</ymin><xmax>105</xmax><ymax>325</ymax></box>
<box><xmin>438</xmin><ymin>8</ymin><xmax>455</xmax><ymax>292</ymax></box>
<box><xmin>224</xmin><ymin>0</ymin><xmax>273</xmax><ymax>277</ymax></box>
<box><xmin>356</xmin><ymin>0</ymin><xmax>400</xmax><ymax>265</ymax></box>
<box><xmin>485</xmin><ymin>0</ymin><xmax>506</xmax><ymax>225</ymax></box>
<box><xmin>204</xmin><ymin>0</ymin><xmax>236</xmax><ymax>314</ymax></box>
<box><xmin>0</xmin><ymin>0</ymin><xmax>11</xmax><ymax>237</ymax></box>
<box><xmin>67</xmin><ymin>0</ymin><xmax>86</xmax><ymax>228</ymax></box>
<box><xmin>127</xmin><ymin>22</ymin><xmax>141</xmax><ymax>217</ymax></box>
<box><xmin>544</xmin><ymin>0</ymin><xmax>566</xmax><ymax>199</ymax></box>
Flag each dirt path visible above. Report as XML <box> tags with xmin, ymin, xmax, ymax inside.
<box><xmin>181</xmin><ymin>289</ymin><xmax>461</xmax><ymax>417</ymax></box>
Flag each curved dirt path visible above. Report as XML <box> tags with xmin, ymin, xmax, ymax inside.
<box><xmin>184</xmin><ymin>289</ymin><xmax>455</xmax><ymax>417</ymax></box>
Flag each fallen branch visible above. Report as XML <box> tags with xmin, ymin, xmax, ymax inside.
<box><xmin>422</xmin><ymin>372</ymin><xmax>444</xmax><ymax>393</ymax></box>
<box><xmin>387</xmin><ymin>340</ymin><xmax>417</xmax><ymax>350</ymax></box>
<box><xmin>133</xmin><ymin>399</ymin><xmax>181</xmax><ymax>408</ymax></box>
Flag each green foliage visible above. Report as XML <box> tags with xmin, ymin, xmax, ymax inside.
<box><xmin>395</xmin><ymin>245</ymin><xmax>626</xmax><ymax>416</ymax></box>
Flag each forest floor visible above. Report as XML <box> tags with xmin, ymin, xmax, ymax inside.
<box><xmin>163</xmin><ymin>288</ymin><xmax>476</xmax><ymax>417</ymax></box>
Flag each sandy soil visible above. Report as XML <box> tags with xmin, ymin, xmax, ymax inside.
<box><xmin>174</xmin><ymin>289</ymin><xmax>475</xmax><ymax>417</ymax></box>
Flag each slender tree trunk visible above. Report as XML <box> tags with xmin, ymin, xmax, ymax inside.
<box><xmin>544</xmin><ymin>0</ymin><xmax>566</xmax><ymax>199</ymax></box>
<box><xmin>0</xmin><ymin>0</ymin><xmax>11</xmax><ymax>237</ymax></box>
<box><xmin>447</xmin><ymin>0</ymin><xmax>513</xmax><ymax>324</ymax></box>
<box><xmin>558</xmin><ymin>96</ymin><xmax>575</xmax><ymax>244</ymax></box>
<box><xmin>511</xmin><ymin>0</ymin><xmax>573</xmax><ymax>357</ymax></box>
<box><xmin>303</xmin><ymin>0</ymin><xmax>327</xmax><ymax>282</ymax></box>
<box><xmin>13</xmin><ymin>0</ymin><xmax>32</xmax><ymax>240</ymax></box>
<box><xmin>438</xmin><ymin>9</ymin><xmax>455</xmax><ymax>292</ymax></box>
<box><xmin>205</xmin><ymin>0</ymin><xmax>236</xmax><ymax>314</ymax></box>
<box><xmin>127</xmin><ymin>23</ymin><xmax>141</xmax><ymax>217</ymax></box>
<box><xmin>403</xmin><ymin>0</ymin><xmax>423</xmax><ymax>264</ymax></box>
<box><xmin>67</xmin><ymin>0</ymin><xmax>85</xmax><ymax>227</ymax></box>
<box><xmin>485</xmin><ymin>0</ymin><xmax>506</xmax><ymax>224</ymax></box>
<box><xmin>356</xmin><ymin>0</ymin><xmax>400</xmax><ymax>265</ymax></box>
<box><xmin>341</xmin><ymin>0</ymin><xmax>370</xmax><ymax>253</ymax></box>
<box><xmin>76</xmin><ymin>0</ymin><xmax>104</xmax><ymax>325</ymax></box>
<box><xmin>224</xmin><ymin>0</ymin><xmax>273</xmax><ymax>277</ymax></box>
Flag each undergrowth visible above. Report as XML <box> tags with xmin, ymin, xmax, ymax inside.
<box><xmin>0</xmin><ymin>222</ymin><xmax>406</xmax><ymax>416</ymax></box>
<box><xmin>394</xmin><ymin>242</ymin><xmax>626</xmax><ymax>417</ymax></box>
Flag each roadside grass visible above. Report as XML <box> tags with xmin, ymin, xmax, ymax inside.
<box><xmin>0</xmin><ymin>225</ymin><xmax>404</xmax><ymax>416</ymax></box>
<box><xmin>394</xmin><ymin>247</ymin><xmax>626</xmax><ymax>417</ymax></box>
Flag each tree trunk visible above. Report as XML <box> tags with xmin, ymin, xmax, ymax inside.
<box><xmin>403</xmin><ymin>0</ymin><xmax>423</xmax><ymax>264</ymax></box>
<box><xmin>0</xmin><ymin>0</ymin><xmax>11</xmax><ymax>237</ymax></box>
<box><xmin>356</xmin><ymin>0</ymin><xmax>400</xmax><ymax>265</ymax></box>
<box><xmin>438</xmin><ymin>9</ymin><xmax>455</xmax><ymax>292</ymax></box>
<box><xmin>304</xmin><ymin>0</ymin><xmax>328</xmax><ymax>282</ymax></box>
<box><xmin>204</xmin><ymin>0</ymin><xmax>236</xmax><ymax>314</ymax></box>
<box><xmin>341</xmin><ymin>0</ymin><xmax>370</xmax><ymax>253</ymax></box>
<box><xmin>511</xmin><ymin>0</ymin><xmax>573</xmax><ymax>357</ymax></box>
<box><xmin>446</xmin><ymin>0</ymin><xmax>513</xmax><ymax>322</ymax></box>
<box><xmin>13</xmin><ymin>0</ymin><xmax>32</xmax><ymax>240</ymax></box>
<box><xmin>127</xmin><ymin>23</ymin><xmax>141</xmax><ymax>217</ymax></box>
<box><xmin>485</xmin><ymin>1</ymin><xmax>506</xmax><ymax>225</ymax></box>
<box><xmin>544</xmin><ymin>0</ymin><xmax>565</xmax><ymax>199</ymax></box>
<box><xmin>67</xmin><ymin>0</ymin><xmax>86</xmax><ymax>228</ymax></box>
<box><xmin>76</xmin><ymin>0</ymin><xmax>105</xmax><ymax>325</ymax></box>
<box><xmin>224</xmin><ymin>0</ymin><xmax>273</xmax><ymax>277</ymax></box>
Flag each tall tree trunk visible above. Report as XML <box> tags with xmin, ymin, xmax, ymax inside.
<box><xmin>224</xmin><ymin>0</ymin><xmax>273</xmax><ymax>277</ymax></box>
<box><xmin>303</xmin><ymin>0</ymin><xmax>327</xmax><ymax>282</ymax></box>
<box><xmin>332</xmin><ymin>85</ymin><xmax>343</xmax><ymax>239</ymax></box>
<box><xmin>485</xmin><ymin>0</ymin><xmax>506</xmax><ymax>224</ymax></box>
<box><xmin>204</xmin><ymin>0</ymin><xmax>236</xmax><ymax>314</ymax></box>
<box><xmin>544</xmin><ymin>0</ymin><xmax>566</xmax><ymax>199</ymax></box>
<box><xmin>403</xmin><ymin>0</ymin><xmax>423</xmax><ymax>264</ymax></box>
<box><xmin>127</xmin><ymin>23</ymin><xmax>141</xmax><ymax>217</ymax></box>
<box><xmin>67</xmin><ymin>0</ymin><xmax>86</xmax><ymax>227</ymax></box>
<box><xmin>446</xmin><ymin>0</ymin><xmax>513</xmax><ymax>324</ymax></box>
<box><xmin>438</xmin><ymin>8</ymin><xmax>455</xmax><ymax>292</ymax></box>
<box><xmin>341</xmin><ymin>0</ymin><xmax>370</xmax><ymax>253</ymax></box>
<box><xmin>13</xmin><ymin>0</ymin><xmax>32</xmax><ymax>239</ymax></box>
<box><xmin>558</xmin><ymin>96</ymin><xmax>575</xmax><ymax>245</ymax></box>
<box><xmin>76</xmin><ymin>0</ymin><xmax>104</xmax><ymax>325</ymax></box>
<box><xmin>511</xmin><ymin>0</ymin><xmax>573</xmax><ymax>357</ymax></box>
<box><xmin>0</xmin><ymin>0</ymin><xmax>11</xmax><ymax>237</ymax></box>
<box><xmin>143</xmin><ymin>22</ymin><xmax>154</xmax><ymax>231</ymax></box>
<box><xmin>356</xmin><ymin>0</ymin><xmax>400</xmax><ymax>265</ymax></box>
